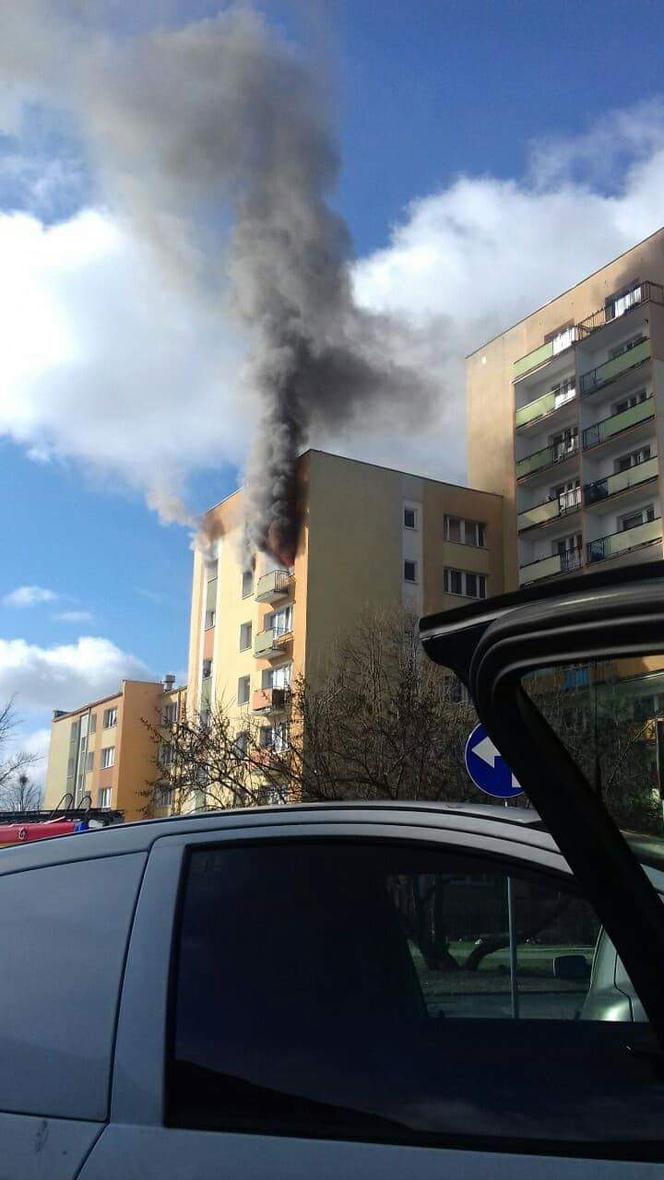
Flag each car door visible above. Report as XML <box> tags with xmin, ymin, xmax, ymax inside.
<box><xmin>81</xmin><ymin>816</ymin><xmax>664</xmax><ymax>1178</ymax></box>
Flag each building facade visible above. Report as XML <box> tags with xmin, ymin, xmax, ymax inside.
<box><xmin>466</xmin><ymin>227</ymin><xmax>664</xmax><ymax>590</ymax></box>
<box><xmin>187</xmin><ymin>450</ymin><xmax>504</xmax><ymax>737</ymax></box>
<box><xmin>44</xmin><ymin>677</ymin><xmax>186</xmax><ymax>821</ymax></box>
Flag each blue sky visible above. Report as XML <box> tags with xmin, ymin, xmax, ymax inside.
<box><xmin>2</xmin><ymin>0</ymin><xmax>664</xmax><ymax>772</ymax></box>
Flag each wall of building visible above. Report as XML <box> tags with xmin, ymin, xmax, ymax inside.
<box><xmin>467</xmin><ymin>228</ymin><xmax>664</xmax><ymax>587</ymax></box>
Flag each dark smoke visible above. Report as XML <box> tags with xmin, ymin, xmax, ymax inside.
<box><xmin>0</xmin><ymin>4</ymin><xmax>435</xmax><ymax>561</ymax></box>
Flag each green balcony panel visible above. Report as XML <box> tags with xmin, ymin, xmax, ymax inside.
<box><xmin>587</xmin><ymin>517</ymin><xmax>662</xmax><ymax>563</ymax></box>
<box><xmin>518</xmin><ymin>493</ymin><xmax>580</xmax><ymax>530</ymax></box>
<box><xmin>515</xmin><ymin>390</ymin><xmax>557</xmax><ymax>429</ymax></box>
<box><xmin>582</xmin><ymin>397</ymin><xmax>654</xmax><ymax>450</ymax></box>
<box><xmin>513</xmin><ymin>341</ymin><xmax>554</xmax><ymax>381</ymax></box>
<box><xmin>519</xmin><ymin>553</ymin><xmax>562</xmax><ymax>583</ymax></box>
<box><xmin>580</xmin><ymin>340</ymin><xmax>650</xmax><ymax>396</ymax></box>
<box><xmin>584</xmin><ymin>456</ymin><xmax>658</xmax><ymax>506</ymax></box>
<box><xmin>254</xmin><ymin>628</ymin><xmax>277</xmax><ymax>657</ymax></box>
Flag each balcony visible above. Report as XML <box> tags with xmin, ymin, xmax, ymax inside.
<box><xmin>579</xmin><ymin>339</ymin><xmax>650</xmax><ymax>397</ymax></box>
<box><xmin>519</xmin><ymin>548</ymin><xmax>583</xmax><ymax>584</ymax></box>
<box><xmin>516</xmin><ymin>436</ymin><xmax>579</xmax><ymax>480</ymax></box>
<box><xmin>517</xmin><ymin>487</ymin><xmax>581</xmax><ymax>531</ymax></box>
<box><xmin>515</xmin><ymin>386</ymin><xmax>576</xmax><ymax>431</ymax></box>
<box><xmin>251</xmin><ymin>687</ymin><xmax>289</xmax><ymax>713</ymax></box>
<box><xmin>587</xmin><ymin>516</ymin><xmax>662</xmax><ymax>564</ymax></box>
<box><xmin>255</xmin><ymin>569</ymin><xmax>292</xmax><ymax>604</ymax></box>
<box><xmin>582</xmin><ymin>396</ymin><xmax>654</xmax><ymax>451</ymax></box>
<box><xmin>576</xmin><ymin>281</ymin><xmax>663</xmax><ymax>340</ymax></box>
<box><xmin>254</xmin><ymin>627</ymin><xmax>292</xmax><ymax>659</ymax></box>
<box><xmin>584</xmin><ymin>455</ymin><xmax>658</xmax><ymax>507</ymax></box>
<box><xmin>513</xmin><ymin>327</ymin><xmax>578</xmax><ymax>382</ymax></box>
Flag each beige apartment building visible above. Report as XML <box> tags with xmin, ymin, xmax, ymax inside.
<box><xmin>467</xmin><ymin>226</ymin><xmax>664</xmax><ymax>590</ymax></box>
<box><xmin>187</xmin><ymin>450</ymin><xmax>504</xmax><ymax>738</ymax></box>
<box><xmin>44</xmin><ymin>676</ymin><xmax>186</xmax><ymax>821</ymax></box>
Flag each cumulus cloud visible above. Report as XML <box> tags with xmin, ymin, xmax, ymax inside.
<box><xmin>0</xmin><ymin>635</ymin><xmax>149</xmax><ymax>713</ymax></box>
<box><xmin>52</xmin><ymin>610</ymin><xmax>94</xmax><ymax>623</ymax></box>
<box><xmin>3</xmin><ymin>585</ymin><xmax>58</xmax><ymax>608</ymax></box>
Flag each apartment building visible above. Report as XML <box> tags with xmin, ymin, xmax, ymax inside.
<box><xmin>187</xmin><ymin>450</ymin><xmax>504</xmax><ymax>735</ymax></box>
<box><xmin>43</xmin><ymin>676</ymin><xmax>186</xmax><ymax>821</ymax></box>
<box><xmin>466</xmin><ymin>227</ymin><xmax>664</xmax><ymax>589</ymax></box>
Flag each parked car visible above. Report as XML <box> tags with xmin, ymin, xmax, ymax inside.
<box><xmin>3</xmin><ymin>561</ymin><xmax>664</xmax><ymax>1176</ymax></box>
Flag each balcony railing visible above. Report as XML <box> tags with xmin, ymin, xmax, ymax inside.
<box><xmin>254</xmin><ymin>627</ymin><xmax>292</xmax><ymax>659</ymax></box>
<box><xmin>519</xmin><ymin>548</ymin><xmax>583</xmax><ymax>584</ymax></box>
<box><xmin>582</xmin><ymin>396</ymin><xmax>654</xmax><ymax>450</ymax></box>
<box><xmin>584</xmin><ymin>455</ymin><xmax>658</xmax><ymax>506</ymax></box>
<box><xmin>251</xmin><ymin>687</ymin><xmax>289</xmax><ymax>713</ymax></box>
<box><xmin>516</xmin><ymin>437</ymin><xmax>579</xmax><ymax>480</ymax></box>
<box><xmin>514</xmin><ymin>385</ymin><xmax>576</xmax><ymax>430</ymax></box>
<box><xmin>518</xmin><ymin>488</ymin><xmax>581</xmax><ymax>531</ymax></box>
<box><xmin>587</xmin><ymin>516</ymin><xmax>662</xmax><ymax>564</ymax></box>
<box><xmin>255</xmin><ymin>569</ymin><xmax>292</xmax><ymax>604</ymax></box>
<box><xmin>576</xmin><ymin>281</ymin><xmax>664</xmax><ymax>339</ymax></box>
<box><xmin>513</xmin><ymin>327</ymin><xmax>578</xmax><ymax>382</ymax></box>
<box><xmin>579</xmin><ymin>339</ymin><xmax>651</xmax><ymax>397</ymax></box>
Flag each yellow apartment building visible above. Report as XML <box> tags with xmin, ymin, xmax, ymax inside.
<box><xmin>187</xmin><ymin>449</ymin><xmax>504</xmax><ymax>746</ymax></box>
<box><xmin>466</xmin><ymin>226</ymin><xmax>664</xmax><ymax>590</ymax></box>
<box><xmin>44</xmin><ymin>676</ymin><xmax>186</xmax><ymax>821</ymax></box>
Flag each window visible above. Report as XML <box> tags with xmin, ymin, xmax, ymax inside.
<box><xmin>202</xmin><ymin>659</ymin><xmax>212</xmax><ymax>680</ymax></box>
<box><xmin>85</xmin><ymin>751</ymin><xmax>94</xmax><ymax>773</ymax></box>
<box><xmin>403</xmin><ymin>506</ymin><xmax>417</xmax><ymax>529</ymax></box>
<box><xmin>444</xmin><ymin>516</ymin><xmax>486</xmax><ymax>547</ymax></box>
<box><xmin>551</xmin><ymin>478</ymin><xmax>580</xmax><ymax>512</ymax></box>
<box><xmin>443</xmin><ymin>568</ymin><xmax>486</xmax><ymax>599</ymax></box>
<box><xmin>239</xmin><ymin>621</ymin><xmax>252</xmax><ymax>651</ymax></box>
<box><xmin>270</xmin><ymin>604</ymin><xmax>293</xmax><ymax>636</ymax></box>
<box><xmin>551</xmin><ymin>376</ymin><xmax>575</xmax><ymax>408</ymax></box>
<box><xmin>614</xmin><ymin>388</ymin><xmax>648</xmax><ymax>414</ymax></box>
<box><xmin>608</xmin><ymin>333</ymin><xmax>645</xmax><ymax>360</ymax></box>
<box><xmin>605</xmin><ymin>282</ymin><xmax>642</xmax><ymax>321</ymax></box>
<box><xmin>100</xmin><ymin>746</ymin><xmax>115</xmax><ymax>769</ymax></box>
<box><xmin>103</xmin><ymin>707</ymin><xmax>117</xmax><ymax>729</ymax></box>
<box><xmin>615</xmin><ymin>445</ymin><xmax>651</xmax><ymax>473</ymax></box>
<box><xmin>621</xmin><ymin>504</ymin><xmax>655</xmax><ymax>531</ymax></box>
<box><xmin>262</xmin><ymin>663</ymin><xmax>292</xmax><ymax>690</ymax></box>
<box><xmin>89</xmin><ymin>714</ymin><xmax>97</xmax><ymax>735</ymax></box>
<box><xmin>159</xmin><ymin>743</ymin><xmax>174</xmax><ymax>766</ymax></box>
<box><xmin>403</xmin><ymin>559</ymin><xmax>417</xmax><ymax>583</ymax></box>
<box><xmin>97</xmin><ymin>786</ymin><xmax>112</xmax><ymax>808</ymax></box>
<box><xmin>204</xmin><ymin>609</ymin><xmax>216</xmax><ymax>630</ymax></box>
<box><xmin>234</xmin><ymin>731</ymin><xmax>248</xmax><ymax>757</ymax></box>
<box><xmin>241</xmin><ymin>570</ymin><xmax>253</xmax><ymax>598</ymax></box>
<box><xmin>550</xmin><ymin>426</ymin><xmax>578</xmax><ymax>459</ymax></box>
<box><xmin>237</xmin><ymin>675</ymin><xmax>250</xmax><ymax>705</ymax></box>
<box><xmin>162</xmin><ymin>702</ymin><xmax>178</xmax><ymax>725</ymax></box>
<box><xmin>258</xmin><ymin>725</ymin><xmax>272</xmax><ymax>748</ymax></box>
<box><xmin>169</xmin><ymin>840</ymin><xmax>661</xmax><ymax>1151</ymax></box>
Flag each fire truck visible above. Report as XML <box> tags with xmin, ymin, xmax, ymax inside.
<box><xmin>0</xmin><ymin>793</ymin><xmax>123</xmax><ymax>847</ymax></box>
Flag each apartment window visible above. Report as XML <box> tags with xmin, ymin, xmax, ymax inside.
<box><xmin>550</xmin><ymin>426</ymin><xmax>578</xmax><ymax>459</ymax></box>
<box><xmin>241</xmin><ymin>570</ymin><xmax>254</xmax><ymax>598</ymax></box>
<box><xmin>270</xmin><ymin>605</ymin><xmax>293</xmax><ymax>637</ymax></box>
<box><xmin>551</xmin><ymin>376</ymin><xmax>576</xmax><ymax>408</ymax></box>
<box><xmin>615</xmin><ymin>445</ymin><xmax>651</xmax><ymax>473</ymax></box>
<box><xmin>552</xmin><ymin>478</ymin><xmax>581</xmax><ymax>512</ymax></box>
<box><xmin>86</xmin><ymin>751</ymin><xmax>94</xmax><ymax>773</ymax></box>
<box><xmin>162</xmin><ymin>702</ymin><xmax>178</xmax><ymax>725</ymax></box>
<box><xmin>556</xmin><ymin>534</ymin><xmax>583</xmax><ymax>556</ymax></box>
<box><xmin>262</xmin><ymin>663</ymin><xmax>292</xmax><ymax>691</ymax></box>
<box><xmin>97</xmin><ymin>787</ymin><xmax>112</xmax><ymax>809</ymax></box>
<box><xmin>614</xmin><ymin>389</ymin><xmax>648</xmax><ymax>414</ymax></box>
<box><xmin>159</xmin><ymin>743</ymin><xmax>174</xmax><ymax>767</ymax></box>
<box><xmin>237</xmin><ymin>675</ymin><xmax>250</xmax><ymax>706</ymax></box>
<box><xmin>103</xmin><ymin>707</ymin><xmax>117</xmax><ymax>729</ymax></box>
<box><xmin>239</xmin><ymin>621</ymin><xmax>253</xmax><ymax>651</ymax></box>
<box><xmin>403</xmin><ymin>506</ymin><xmax>418</xmax><ymax>529</ymax></box>
<box><xmin>605</xmin><ymin>282</ymin><xmax>642</xmax><ymax>321</ymax></box>
<box><xmin>235</xmin><ymin>731</ymin><xmax>248</xmax><ymax>757</ymax></box>
<box><xmin>202</xmin><ymin>659</ymin><xmax>212</xmax><ymax>680</ymax></box>
<box><xmin>444</xmin><ymin>516</ymin><xmax>486</xmax><ymax>547</ymax></box>
<box><xmin>100</xmin><ymin>746</ymin><xmax>115</xmax><ymax>770</ymax></box>
<box><xmin>259</xmin><ymin>726</ymin><xmax>272</xmax><ymax>749</ymax></box>
<box><xmin>89</xmin><ymin>715</ymin><xmax>97</xmax><ymax>735</ymax></box>
<box><xmin>403</xmin><ymin>560</ymin><xmax>417</xmax><ymax>584</ymax></box>
<box><xmin>608</xmin><ymin>333</ymin><xmax>645</xmax><ymax>361</ymax></box>
<box><xmin>620</xmin><ymin>504</ymin><xmax>655</xmax><ymax>532</ymax></box>
<box><xmin>443</xmin><ymin>568</ymin><xmax>486</xmax><ymax>599</ymax></box>
<box><xmin>204</xmin><ymin>609</ymin><xmax>216</xmax><ymax>630</ymax></box>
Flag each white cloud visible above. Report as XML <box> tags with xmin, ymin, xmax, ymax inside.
<box><xmin>52</xmin><ymin>610</ymin><xmax>94</xmax><ymax>623</ymax></box>
<box><xmin>0</xmin><ymin>635</ymin><xmax>149</xmax><ymax>713</ymax></box>
<box><xmin>3</xmin><ymin>584</ymin><xmax>57</xmax><ymax>608</ymax></box>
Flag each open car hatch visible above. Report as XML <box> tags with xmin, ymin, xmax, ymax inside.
<box><xmin>420</xmin><ymin>560</ymin><xmax>664</xmax><ymax>1047</ymax></box>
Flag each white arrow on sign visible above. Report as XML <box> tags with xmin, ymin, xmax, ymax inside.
<box><xmin>473</xmin><ymin>734</ymin><xmax>499</xmax><ymax>768</ymax></box>
<box><xmin>472</xmin><ymin>734</ymin><xmax>522</xmax><ymax>791</ymax></box>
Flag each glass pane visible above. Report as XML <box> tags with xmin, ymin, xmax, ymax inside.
<box><xmin>523</xmin><ymin>656</ymin><xmax>664</xmax><ymax>834</ymax></box>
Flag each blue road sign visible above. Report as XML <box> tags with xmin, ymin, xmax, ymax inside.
<box><xmin>464</xmin><ymin>724</ymin><xmax>523</xmax><ymax>799</ymax></box>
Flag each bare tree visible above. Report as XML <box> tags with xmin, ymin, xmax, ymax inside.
<box><xmin>142</xmin><ymin>608</ymin><xmax>479</xmax><ymax>815</ymax></box>
<box><xmin>0</xmin><ymin>700</ymin><xmax>40</xmax><ymax>811</ymax></box>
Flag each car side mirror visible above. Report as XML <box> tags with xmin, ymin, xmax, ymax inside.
<box><xmin>553</xmin><ymin>953</ymin><xmax>590</xmax><ymax>981</ymax></box>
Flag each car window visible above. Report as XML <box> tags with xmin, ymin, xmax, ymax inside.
<box><xmin>522</xmin><ymin>655</ymin><xmax>664</xmax><ymax>835</ymax></box>
<box><xmin>168</xmin><ymin>840</ymin><xmax>664</xmax><ymax>1155</ymax></box>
